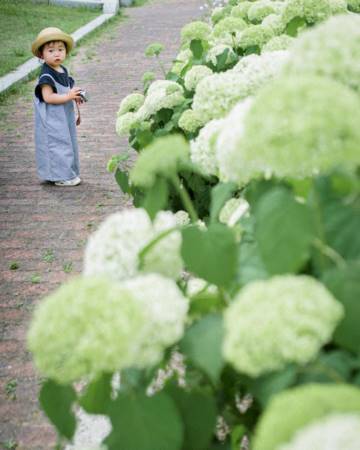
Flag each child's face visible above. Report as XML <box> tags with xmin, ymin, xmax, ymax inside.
<box><xmin>41</xmin><ymin>41</ymin><xmax>67</xmax><ymax>68</ymax></box>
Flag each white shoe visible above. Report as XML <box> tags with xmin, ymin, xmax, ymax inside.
<box><xmin>54</xmin><ymin>176</ymin><xmax>81</xmax><ymax>186</ymax></box>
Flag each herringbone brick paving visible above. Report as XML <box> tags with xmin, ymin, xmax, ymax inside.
<box><xmin>0</xmin><ymin>0</ymin><xmax>203</xmax><ymax>447</ymax></box>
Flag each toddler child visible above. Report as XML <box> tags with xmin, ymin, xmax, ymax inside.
<box><xmin>32</xmin><ymin>27</ymin><xmax>83</xmax><ymax>186</ymax></box>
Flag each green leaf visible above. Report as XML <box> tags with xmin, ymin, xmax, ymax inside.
<box><xmin>190</xmin><ymin>39</ymin><xmax>204</xmax><ymax>59</ymax></box>
<box><xmin>231</xmin><ymin>425</ymin><xmax>247</xmax><ymax>450</ymax></box>
<box><xmin>166</xmin><ymin>386</ymin><xmax>217</xmax><ymax>450</ymax></box>
<box><xmin>142</xmin><ymin>177</ymin><xmax>169</xmax><ymax>220</ymax></box>
<box><xmin>237</xmin><ymin>238</ymin><xmax>268</xmax><ymax>286</ymax></box>
<box><xmin>254</xmin><ymin>187</ymin><xmax>315</xmax><ymax>274</ymax></box>
<box><xmin>180</xmin><ymin>314</ymin><xmax>224</xmax><ymax>384</ymax></box>
<box><xmin>105</xmin><ymin>391</ymin><xmax>183</xmax><ymax>450</ymax></box>
<box><xmin>39</xmin><ymin>380</ymin><xmax>76</xmax><ymax>440</ymax></box>
<box><xmin>189</xmin><ymin>291</ymin><xmax>223</xmax><ymax>319</ymax></box>
<box><xmin>210</xmin><ymin>182</ymin><xmax>237</xmax><ymax>223</ymax></box>
<box><xmin>243</xmin><ymin>45</ymin><xmax>260</xmax><ymax>55</ymax></box>
<box><xmin>244</xmin><ymin>365</ymin><xmax>297</xmax><ymax>407</ymax></box>
<box><xmin>181</xmin><ymin>223</ymin><xmax>238</xmax><ymax>287</ymax></box>
<box><xmin>285</xmin><ymin>16</ymin><xmax>307</xmax><ymax>37</ymax></box>
<box><xmin>322</xmin><ymin>263</ymin><xmax>360</xmax><ymax>353</ymax></box>
<box><xmin>115</xmin><ymin>168</ymin><xmax>130</xmax><ymax>194</ymax></box>
<box><xmin>79</xmin><ymin>373</ymin><xmax>112</xmax><ymax>415</ymax></box>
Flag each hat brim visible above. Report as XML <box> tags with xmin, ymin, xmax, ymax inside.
<box><xmin>31</xmin><ymin>32</ymin><xmax>74</xmax><ymax>57</ymax></box>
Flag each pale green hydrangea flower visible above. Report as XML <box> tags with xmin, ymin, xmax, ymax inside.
<box><xmin>281</xmin><ymin>0</ymin><xmax>332</xmax><ymax>25</ymax></box>
<box><xmin>262</xmin><ymin>34</ymin><xmax>294</xmax><ymax>52</ymax></box>
<box><xmin>261</xmin><ymin>13</ymin><xmax>287</xmax><ymax>34</ymax></box>
<box><xmin>232</xmin><ymin>50</ymin><xmax>289</xmax><ymax>79</ymax></box>
<box><xmin>238</xmin><ymin>75</ymin><xmax>360</xmax><ymax>180</ymax></box>
<box><xmin>190</xmin><ymin>118</ymin><xmax>225</xmax><ymax>176</ymax></box>
<box><xmin>223</xmin><ymin>275</ymin><xmax>344</xmax><ymax>377</ymax></box>
<box><xmin>279</xmin><ymin>414</ymin><xmax>360</xmax><ymax>450</ymax></box>
<box><xmin>181</xmin><ymin>21</ymin><xmax>212</xmax><ymax>45</ymax></box>
<box><xmin>216</xmin><ymin>98</ymin><xmax>254</xmax><ymax>183</ymax></box>
<box><xmin>347</xmin><ymin>0</ymin><xmax>360</xmax><ymax>12</ymax></box>
<box><xmin>178</xmin><ymin>109</ymin><xmax>205</xmax><ymax>133</ymax></box>
<box><xmin>283</xmin><ymin>14</ymin><xmax>360</xmax><ymax>94</ymax></box>
<box><xmin>84</xmin><ymin>208</ymin><xmax>183</xmax><ymax>281</ymax></box>
<box><xmin>184</xmin><ymin>65</ymin><xmax>213</xmax><ymax>91</ymax></box>
<box><xmin>171</xmin><ymin>49</ymin><xmax>192</xmax><ymax>76</ymax></box>
<box><xmin>174</xmin><ymin>210</ymin><xmax>190</xmax><ymax>226</ymax></box>
<box><xmin>117</xmin><ymin>93</ymin><xmax>145</xmax><ymax>116</ymax></box>
<box><xmin>231</xmin><ymin>2</ymin><xmax>253</xmax><ymax>20</ymax></box>
<box><xmin>130</xmin><ymin>134</ymin><xmax>190</xmax><ymax>188</ymax></box>
<box><xmin>238</xmin><ymin>23</ymin><xmax>275</xmax><ymax>49</ymax></box>
<box><xmin>122</xmin><ymin>274</ymin><xmax>189</xmax><ymax>367</ymax></box>
<box><xmin>219</xmin><ymin>197</ymin><xmax>249</xmax><ymax>226</ymax></box>
<box><xmin>329</xmin><ymin>0</ymin><xmax>348</xmax><ymax>13</ymax></box>
<box><xmin>27</xmin><ymin>277</ymin><xmax>145</xmax><ymax>384</ymax></box>
<box><xmin>186</xmin><ymin>277</ymin><xmax>218</xmax><ymax>297</ymax></box>
<box><xmin>136</xmin><ymin>80</ymin><xmax>185</xmax><ymax>121</ymax></box>
<box><xmin>115</xmin><ymin>112</ymin><xmax>140</xmax><ymax>137</ymax></box>
<box><xmin>205</xmin><ymin>44</ymin><xmax>237</xmax><ymax>66</ymax></box>
<box><xmin>141</xmin><ymin>211</ymin><xmax>184</xmax><ymax>280</ymax></box>
<box><xmin>192</xmin><ymin>72</ymin><xmax>253</xmax><ymax>122</ymax></box>
<box><xmin>211</xmin><ymin>6</ymin><xmax>230</xmax><ymax>24</ymax></box>
<box><xmin>212</xmin><ymin>16</ymin><xmax>248</xmax><ymax>37</ymax></box>
<box><xmin>145</xmin><ymin>42</ymin><xmax>164</xmax><ymax>57</ymax></box>
<box><xmin>253</xmin><ymin>384</ymin><xmax>360</xmax><ymax>450</ymax></box>
<box><xmin>247</xmin><ymin>0</ymin><xmax>277</xmax><ymax>23</ymax></box>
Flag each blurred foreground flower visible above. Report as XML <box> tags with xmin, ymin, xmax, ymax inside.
<box><xmin>223</xmin><ymin>275</ymin><xmax>344</xmax><ymax>376</ymax></box>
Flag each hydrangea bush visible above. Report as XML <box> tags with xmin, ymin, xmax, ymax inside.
<box><xmin>29</xmin><ymin>2</ymin><xmax>360</xmax><ymax>449</ymax></box>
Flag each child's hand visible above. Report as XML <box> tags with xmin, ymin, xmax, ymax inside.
<box><xmin>68</xmin><ymin>87</ymin><xmax>82</xmax><ymax>101</ymax></box>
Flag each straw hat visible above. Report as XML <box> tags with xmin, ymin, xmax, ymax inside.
<box><xmin>31</xmin><ymin>27</ymin><xmax>74</xmax><ymax>57</ymax></box>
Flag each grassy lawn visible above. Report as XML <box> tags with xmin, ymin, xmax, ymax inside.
<box><xmin>0</xmin><ymin>0</ymin><xmax>102</xmax><ymax>77</ymax></box>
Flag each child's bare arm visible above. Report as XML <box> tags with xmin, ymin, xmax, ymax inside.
<box><xmin>41</xmin><ymin>84</ymin><xmax>82</xmax><ymax>105</ymax></box>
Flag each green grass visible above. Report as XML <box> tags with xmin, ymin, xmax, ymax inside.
<box><xmin>0</xmin><ymin>0</ymin><xmax>102</xmax><ymax>77</ymax></box>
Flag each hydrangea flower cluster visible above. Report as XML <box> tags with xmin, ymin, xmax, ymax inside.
<box><xmin>236</xmin><ymin>75</ymin><xmax>360</xmax><ymax>180</ymax></box>
<box><xmin>180</xmin><ymin>21</ymin><xmax>212</xmax><ymax>46</ymax></box>
<box><xmin>136</xmin><ymin>80</ymin><xmax>185</xmax><ymax>121</ymax></box>
<box><xmin>247</xmin><ymin>0</ymin><xmax>278</xmax><ymax>23</ymax></box>
<box><xmin>121</xmin><ymin>274</ymin><xmax>189</xmax><ymax>367</ymax></box>
<box><xmin>212</xmin><ymin>16</ymin><xmax>248</xmax><ymax>39</ymax></box>
<box><xmin>231</xmin><ymin>2</ymin><xmax>253</xmax><ymax>20</ymax></box>
<box><xmin>261</xmin><ymin>13</ymin><xmax>286</xmax><ymax>34</ymax></box>
<box><xmin>184</xmin><ymin>65</ymin><xmax>213</xmax><ymax>91</ymax></box>
<box><xmin>178</xmin><ymin>109</ymin><xmax>205</xmax><ymax>133</ymax></box>
<box><xmin>262</xmin><ymin>34</ymin><xmax>294</xmax><ymax>52</ymax></box>
<box><xmin>282</xmin><ymin>0</ymin><xmax>332</xmax><ymax>25</ymax></box>
<box><xmin>216</xmin><ymin>98</ymin><xmax>254</xmax><ymax>183</ymax></box>
<box><xmin>237</xmin><ymin>23</ymin><xmax>275</xmax><ymax>50</ymax></box>
<box><xmin>190</xmin><ymin>118</ymin><xmax>225</xmax><ymax>176</ymax></box>
<box><xmin>27</xmin><ymin>277</ymin><xmax>145</xmax><ymax>384</ymax></box>
<box><xmin>84</xmin><ymin>208</ymin><xmax>183</xmax><ymax>282</ymax></box>
<box><xmin>253</xmin><ymin>384</ymin><xmax>360</xmax><ymax>450</ymax></box>
<box><xmin>115</xmin><ymin>112</ymin><xmax>140</xmax><ymax>137</ymax></box>
<box><xmin>232</xmin><ymin>50</ymin><xmax>289</xmax><ymax>81</ymax></box>
<box><xmin>279</xmin><ymin>414</ymin><xmax>360</xmax><ymax>450</ymax></box>
<box><xmin>205</xmin><ymin>44</ymin><xmax>237</xmax><ymax>66</ymax></box>
<box><xmin>130</xmin><ymin>134</ymin><xmax>190</xmax><ymax>188</ymax></box>
<box><xmin>117</xmin><ymin>93</ymin><xmax>145</xmax><ymax>116</ymax></box>
<box><xmin>283</xmin><ymin>14</ymin><xmax>360</xmax><ymax>94</ymax></box>
<box><xmin>211</xmin><ymin>6</ymin><xmax>230</xmax><ymax>24</ymax></box>
<box><xmin>171</xmin><ymin>49</ymin><xmax>192</xmax><ymax>75</ymax></box>
<box><xmin>223</xmin><ymin>275</ymin><xmax>344</xmax><ymax>377</ymax></box>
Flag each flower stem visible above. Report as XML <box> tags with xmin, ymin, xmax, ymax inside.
<box><xmin>171</xmin><ymin>175</ymin><xmax>199</xmax><ymax>223</ymax></box>
<box><xmin>156</xmin><ymin>56</ymin><xmax>167</xmax><ymax>78</ymax></box>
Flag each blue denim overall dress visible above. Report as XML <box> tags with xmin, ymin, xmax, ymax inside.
<box><xmin>34</xmin><ymin>73</ymin><xmax>80</xmax><ymax>181</ymax></box>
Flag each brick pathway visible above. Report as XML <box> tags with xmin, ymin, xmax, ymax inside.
<box><xmin>0</xmin><ymin>0</ymin><xmax>203</xmax><ymax>447</ymax></box>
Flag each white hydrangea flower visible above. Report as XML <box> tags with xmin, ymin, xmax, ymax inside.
<box><xmin>205</xmin><ymin>44</ymin><xmax>237</xmax><ymax>66</ymax></box>
<box><xmin>84</xmin><ymin>209</ymin><xmax>183</xmax><ymax>281</ymax></box>
<box><xmin>247</xmin><ymin>0</ymin><xmax>277</xmax><ymax>24</ymax></box>
<box><xmin>136</xmin><ymin>81</ymin><xmax>185</xmax><ymax>121</ymax></box>
<box><xmin>178</xmin><ymin>109</ymin><xmax>205</xmax><ymax>133</ymax></box>
<box><xmin>283</xmin><ymin>14</ymin><xmax>360</xmax><ymax>94</ymax></box>
<box><xmin>216</xmin><ymin>98</ymin><xmax>254</xmax><ymax>183</ymax></box>
<box><xmin>142</xmin><ymin>211</ymin><xmax>183</xmax><ymax>280</ymax></box>
<box><xmin>174</xmin><ymin>210</ymin><xmax>190</xmax><ymax>226</ymax></box>
<box><xmin>117</xmin><ymin>93</ymin><xmax>145</xmax><ymax>116</ymax></box>
<box><xmin>279</xmin><ymin>414</ymin><xmax>360</xmax><ymax>450</ymax></box>
<box><xmin>122</xmin><ymin>274</ymin><xmax>189</xmax><ymax>367</ymax></box>
<box><xmin>190</xmin><ymin>118</ymin><xmax>226</xmax><ymax>176</ymax></box>
<box><xmin>219</xmin><ymin>197</ymin><xmax>249</xmax><ymax>226</ymax></box>
<box><xmin>115</xmin><ymin>112</ymin><xmax>139</xmax><ymax>137</ymax></box>
<box><xmin>262</xmin><ymin>34</ymin><xmax>295</xmax><ymax>52</ymax></box>
<box><xmin>281</xmin><ymin>0</ymin><xmax>332</xmax><ymax>25</ymax></box>
<box><xmin>223</xmin><ymin>275</ymin><xmax>344</xmax><ymax>377</ymax></box>
<box><xmin>232</xmin><ymin>50</ymin><xmax>289</xmax><ymax>81</ymax></box>
<box><xmin>261</xmin><ymin>13</ymin><xmax>286</xmax><ymax>34</ymax></box>
<box><xmin>184</xmin><ymin>65</ymin><xmax>213</xmax><ymax>91</ymax></box>
<box><xmin>171</xmin><ymin>49</ymin><xmax>193</xmax><ymax>75</ymax></box>
<box><xmin>231</xmin><ymin>2</ymin><xmax>252</xmax><ymax>20</ymax></box>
